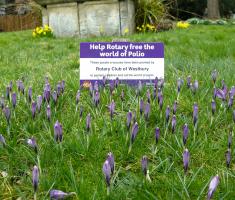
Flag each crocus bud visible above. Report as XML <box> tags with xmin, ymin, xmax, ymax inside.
<box><xmin>225</xmin><ymin>149</ymin><xmax>231</xmax><ymax>168</ymax></box>
<box><xmin>155</xmin><ymin>127</ymin><xmax>160</xmax><ymax>144</ymax></box>
<box><xmin>57</xmin><ymin>82</ymin><xmax>62</xmax><ymax>96</ymax></box>
<box><xmin>187</xmin><ymin>76</ymin><xmax>191</xmax><ymax>88</ymax></box>
<box><xmin>109</xmin><ymin>100</ymin><xmax>115</xmax><ymax>120</ymax></box>
<box><xmin>154</xmin><ymin>76</ymin><xmax>158</xmax><ymax>88</ymax></box>
<box><xmin>44</xmin><ymin>84</ymin><xmax>50</xmax><ymax>103</ymax></box>
<box><xmin>19</xmin><ymin>80</ymin><xmax>25</xmax><ymax>94</ymax></box>
<box><xmin>3</xmin><ymin>105</ymin><xmax>11</xmax><ymax>124</ymax></box>
<box><xmin>183</xmin><ymin>124</ymin><xmax>189</xmax><ymax>145</ymax></box>
<box><xmin>32</xmin><ymin>165</ymin><xmax>39</xmax><ymax>193</ymax></box>
<box><xmin>183</xmin><ymin>149</ymin><xmax>190</xmax><ymax>173</ymax></box>
<box><xmin>52</xmin><ymin>91</ymin><xmax>58</xmax><ymax>104</ymax></box>
<box><xmin>177</xmin><ymin>78</ymin><xmax>183</xmax><ymax>93</ymax></box>
<box><xmin>228</xmin><ymin>132</ymin><xmax>232</xmax><ymax>148</ymax></box>
<box><xmin>211</xmin><ymin>100</ymin><xmax>216</xmax><ymax>115</ymax></box>
<box><xmin>207</xmin><ymin>175</ymin><xmax>219</xmax><ymax>200</ymax></box>
<box><xmin>115</xmin><ymin>77</ymin><xmax>119</xmax><ymax>88</ymax></box>
<box><xmin>94</xmin><ymin>81</ymin><xmax>99</xmax><ymax>91</ymax></box>
<box><xmin>86</xmin><ymin>113</ymin><xmax>91</xmax><ymax>132</ymax></box>
<box><xmin>165</xmin><ymin>105</ymin><xmax>170</xmax><ymax>123</ymax></box>
<box><xmin>126</xmin><ymin>111</ymin><xmax>132</xmax><ymax>130</ymax></box>
<box><xmin>6</xmin><ymin>86</ymin><xmax>10</xmax><ymax>100</ymax></box>
<box><xmin>61</xmin><ymin>80</ymin><xmax>65</xmax><ymax>93</ymax></box>
<box><xmin>9</xmin><ymin>81</ymin><xmax>13</xmax><ymax>91</ymax></box>
<box><xmin>46</xmin><ymin>105</ymin><xmax>51</xmax><ymax>121</ymax></box>
<box><xmin>131</xmin><ymin>122</ymin><xmax>139</xmax><ymax>144</ymax></box>
<box><xmin>141</xmin><ymin>155</ymin><xmax>148</xmax><ymax>176</ymax></box>
<box><xmin>50</xmin><ymin>190</ymin><xmax>73</xmax><ymax>200</ymax></box>
<box><xmin>138</xmin><ymin>80</ymin><xmax>142</xmax><ymax>96</ymax></box>
<box><xmin>193</xmin><ymin>103</ymin><xmax>198</xmax><ymax>127</ymax></box>
<box><xmin>94</xmin><ymin>91</ymin><xmax>100</xmax><ymax>107</ymax></box>
<box><xmin>171</xmin><ymin>115</ymin><xmax>176</xmax><ymax>133</ymax></box>
<box><xmin>194</xmin><ymin>80</ymin><xmax>199</xmax><ymax>90</ymax></box>
<box><xmin>153</xmin><ymin>88</ymin><xmax>157</xmax><ymax>100</ymax></box>
<box><xmin>54</xmin><ymin>120</ymin><xmax>63</xmax><ymax>143</ymax></box>
<box><xmin>144</xmin><ymin>102</ymin><xmax>150</xmax><ymax>120</ymax></box>
<box><xmin>159</xmin><ymin>94</ymin><xmax>163</xmax><ymax>111</ymax></box>
<box><xmin>102</xmin><ymin>76</ymin><xmax>106</xmax><ymax>87</ymax></box>
<box><xmin>211</xmin><ymin>70</ymin><xmax>217</xmax><ymax>84</ymax></box>
<box><xmin>0</xmin><ymin>134</ymin><xmax>6</xmax><ymax>146</ymax></box>
<box><xmin>11</xmin><ymin>92</ymin><xmax>17</xmax><ymax>109</ymax></box>
<box><xmin>28</xmin><ymin>87</ymin><xmax>32</xmax><ymax>102</ymax></box>
<box><xmin>102</xmin><ymin>160</ymin><xmax>111</xmax><ymax>187</ymax></box>
<box><xmin>37</xmin><ymin>95</ymin><xmax>42</xmax><ymax>112</ymax></box>
<box><xmin>76</xmin><ymin>90</ymin><xmax>80</xmax><ymax>105</ymax></box>
<box><xmin>107</xmin><ymin>152</ymin><xmax>115</xmax><ymax>174</ymax></box>
<box><xmin>173</xmin><ymin>101</ymin><xmax>178</xmax><ymax>115</ymax></box>
<box><xmin>109</xmin><ymin>80</ymin><xmax>115</xmax><ymax>94</ymax></box>
<box><xmin>140</xmin><ymin>99</ymin><xmax>144</xmax><ymax>116</ymax></box>
<box><xmin>147</xmin><ymin>89</ymin><xmax>151</xmax><ymax>103</ymax></box>
<box><xmin>157</xmin><ymin>88</ymin><xmax>162</xmax><ymax>104</ymax></box>
<box><xmin>27</xmin><ymin>137</ymin><xmax>37</xmax><ymax>153</ymax></box>
<box><xmin>31</xmin><ymin>101</ymin><xmax>37</xmax><ymax>119</ymax></box>
<box><xmin>0</xmin><ymin>95</ymin><xmax>4</xmax><ymax>109</ymax></box>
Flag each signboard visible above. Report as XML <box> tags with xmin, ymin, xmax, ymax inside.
<box><xmin>80</xmin><ymin>42</ymin><xmax>164</xmax><ymax>86</ymax></box>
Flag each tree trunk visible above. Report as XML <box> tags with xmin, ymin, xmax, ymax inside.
<box><xmin>207</xmin><ymin>0</ymin><xmax>220</xmax><ymax>19</ymax></box>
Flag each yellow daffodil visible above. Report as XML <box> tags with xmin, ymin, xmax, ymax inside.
<box><xmin>177</xmin><ymin>21</ymin><xmax>190</xmax><ymax>29</ymax></box>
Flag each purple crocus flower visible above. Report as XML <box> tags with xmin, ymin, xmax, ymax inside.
<box><xmin>141</xmin><ymin>155</ymin><xmax>148</xmax><ymax>176</ymax></box>
<box><xmin>27</xmin><ymin>137</ymin><xmax>37</xmax><ymax>152</ymax></box>
<box><xmin>211</xmin><ymin>70</ymin><xmax>217</xmax><ymax>84</ymax></box>
<box><xmin>207</xmin><ymin>175</ymin><xmax>219</xmax><ymax>200</ymax></box>
<box><xmin>154</xmin><ymin>76</ymin><xmax>158</xmax><ymax>88</ymax></box>
<box><xmin>228</xmin><ymin>132</ymin><xmax>232</xmax><ymax>148</ymax></box>
<box><xmin>137</xmin><ymin>80</ymin><xmax>142</xmax><ymax>95</ymax></box>
<box><xmin>31</xmin><ymin>101</ymin><xmax>37</xmax><ymax>119</ymax></box>
<box><xmin>86</xmin><ymin>113</ymin><xmax>91</xmax><ymax>132</ymax></box>
<box><xmin>183</xmin><ymin>149</ymin><xmax>190</xmax><ymax>173</ymax></box>
<box><xmin>94</xmin><ymin>81</ymin><xmax>99</xmax><ymax>91</ymax></box>
<box><xmin>165</xmin><ymin>105</ymin><xmax>170</xmax><ymax>123</ymax></box>
<box><xmin>102</xmin><ymin>160</ymin><xmax>111</xmax><ymax>187</ymax></box>
<box><xmin>3</xmin><ymin>105</ymin><xmax>11</xmax><ymax>124</ymax></box>
<box><xmin>126</xmin><ymin>111</ymin><xmax>132</xmax><ymax>129</ymax></box>
<box><xmin>131</xmin><ymin>122</ymin><xmax>139</xmax><ymax>144</ymax></box>
<box><xmin>144</xmin><ymin>102</ymin><xmax>150</xmax><ymax>120</ymax></box>
<box><xmin>47</xmin><ymin>105</ymin><xmax>51</xmax><ymax>121</ymax></box>
<box><xmin>107</xmin><ymin>152</ymin><xmax>115</xmax><ymax>174</ymax></box>
<box><xmin>9</xmin><ymin>81</ymin><xmax>13</xmax><ymax>91</ymax></box>
<box><xmin>61</xmin><ymin>80</ymin><xmax>65</xmax><ymax>94</ymax></box>
<box><xmin>109</xmin><ymin>80</ymin><xmax>115</xmax><ymax>94</ymax></box>
<box><xmin>225</xmin><ymin>149</ymin><xmax>231</xmax><ymax>168</ymax></box>
<box><xmin>211</xmin><ymin>100</ymin><xmax>216</xmax><ymax>115</ymax></box>
<box><xmin>0</xmin><ymin>95</ymin><xmax>4</xmax><ymax>109</ymax></box>
<box><xmin>57</xmin><ymin>82</ymin><xmax>62</xmax><ymax>96</ymax></box>
<box><xmin>187</xmin><ymin>76</ymin><xmax>191</xmax><ymax>88</ymax></box>
<box><xmin>6</xmin><ymin>86</ymin><xmax>10</xmax><ymax>100</ymax></box>
<box><xmin>222</xmin><ymin>80</ymin><xmax>227</xmax><ymax>96</ymax></box>
<box><xmin>32</xmin><ymin>165</ymin><xmax>39</xmax><ymax>193</ymax></box>
<box><xmin>52</xmin><ymin>91</ymin><xmax>58</xmax><ymax>104</ymax></box>
<box><xmin>183</xmin><ymin>124</ymin><xmax>189</xmax><ymax>145</ymax></box>
<box><xmin>50</xmin><ymin>190</ymin><xmax>72</xmax><ymax>200</ymax></box>
<box><xmin>193</xmin><ymin>103</ymin><xmax>198</xmax><ymax>127</ymax></box>
<box><xmin>11</xmin><ymin>92</ymin><xmax>17</xmax><ymax>108</ymax></box>
<box><xmin>115</xmin><ymin>77</ymin><xmax>119</xmax><ymax>88</ymax></box>
<box><xmin>18</xmin><ymin>80</ymin><xmax>25</xmax><ymax>94</ymax></box>
<box><xmin>102</xmin><ymin>76</ymin><xmax>106</xmax><ymax>87</ymax></box>
<box><xmin>230</xmin><ymin>86</ymin><xmax>235</xmax><ymax>98</ymax></box>
<box><xmin>159</xmin><ymin>94</ymin><xmax>163</xmax><ymax>111</ymax></box>
<box><xmin>109</xmin><ymin>100</ymin><xmax>115</xmax><ymax>119</ymax></box>
<box><xmin>173</xmin><ymin>101</ymin><xmax>178</xmax><ymax>115</ymax></box>
<box><xmin>28</xmin><ymin>87</ymin><xmax>32</xmax><ymax>102</ymax></box>
<box><xmin>216</xmin><ymin>89</ymin><xmax>226</xmax><ymax>101</ymax></box>
<box><xmin>157</xmin><ymin>88</ymin><xmax>162</xmax><ymax>104</ymax></box>
<box><xmin>140</xmin><ymin>99</ymin><xmax>144</xmax><ymax>115</ymax></box>
<box><xmin>37</xmin><ymin>95</ymin><xmax>43</xmax><ymax>112</ymax></box>
<box><xmin>153</xmin><ymin>88</ymin><xmax>157</xmax><ymax>100</ymax></box>
<box><xmin>228</xmin><ymin>97</ymin><xmax>233</xmax><ymax>109</ymax></box>
<box><xmin>0</xmin><ymin>134</ymin><xmax>6</xmax><ymax>146</ymax></box>
<box><xmin>44</xmin><ymin>84</ymin><xmax>51</xmax><ymax>102</ymax></box>
<box><xmin>177</xmin><ymin>78</ymin><xmax>183</xmax><ymax>93</ymax></box>
<box><xmin>193</xmin><ymin>80</ymin><xmax>199</xmax><ymax>92</ymax></box>
<box><xmin>54</xmin><ymin>120</ymin><xmax>63</xmax><ymax>142</ymax></box>
<box><xmin>76</xmin><ymin>90</ymin><xmax>80</xmax><ymax>105</ymax></box>
<box><xmin>171</xmin><ymin>115</ymin><xmax>176</xmax><ymax>133</ymax></box>
<box><xmin>147</xmin><ymin>89</ymin><xmax>151</xmax><ymax>103</ymax></box>
<box><xmin>120</xmin><ymin>89</ymin><xmax>124</xmax><ymax>101</ymax></box>
<box><xmin>94</xmin><ymin>91</ymin><xmax>100</xmax><ymax>107</ymax></box>
<box><xmin>155</xmin><ymin>127</ymin><xmax>160</xmax><ymax>144</ymax></box>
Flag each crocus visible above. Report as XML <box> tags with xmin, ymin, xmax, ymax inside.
<box><xmin>230</xmin><ymin>86</ymin><xmax>235</xmax><ymax>98</ymax></box>
<box><xmin>54</xmin><ymin>120</ymin><xmax>63</xmax><ymax>142</ymax></box>
<box><xmin>0</xmin><ymin>95</ymin><xmax>4</xmax><ymax>109</ymax></box>
<box><xmin>126</xmin><ymin>111</ymin><xmax>132</xmax><ymax>130</ymax></box>
<box><xmin>3</xmin><ymin>105</ymin><xmax>11</xmax><ymax>124</ymax></box>
<box><xmin>140</xmin><ymin>99</ymin><xmax>144</xmax><ymax>115</ymax></box>
<box><xmin>157</xmin><ymin>88</ymin><xmax>162</xmax><ymax>104</ymax></box>
<box><xmin>211</xmin><ymin>70</ymin><xmax>217</xmax><ymax>84</ymax></box>
<box><xmin>193</xmin><ymin>103</ymin><xmax>198</xmax><ymax>127</ymax></box>
<box><xmin>153</xmin><ymin>88</ymin><xmax>157</xmax><ymax>100</ymax></box>
<box><xmin>137</xmin><ymin>80</ymin><xmax>142</xmax><ymax>95</ymax></box>
<box><xmin>32</xmin><ymin>165</ymin><xmax>39</xmax><ymax>193</ymax></box>
<box><xmin>216</xmin><ymin>89</ymin><xmax>226</xmax><ymax>101</ymax></box>
<box><xmin>131</xmin><ymin>122</ymin><xmax>139</xmax><ymax>144</ymax></box>
<box><xmin>102</xmin><ymin>76</ymin><xmax>106</xmax><ymax>87</ymax></box>
<box><xmin>11</xmin><ymin>92</ymin><xmax>17</xmax><ymax>108</ymax></box>
<box><xmin>57</xmin><ymin>82</ymin><xmax>62</xmax><ymax>96</ymax></box>
<box><xmin>141</xmin><ymin>155</ymin><xmax>148</xmax><ymax>176</ymax></box>
<box><xmin>37</xmin><ymin>95</ymin><xmax>43</xmax><ymax>112</ymax></box>
<box><xmin>44</xmin><ymin>84</ymin><xmax>51</xmax><ymax>102</ymax></box>
<box><xmin>47</xmin><ymin>105</ymin><xmax>51</xmax><ymax>121</ymax></box>
<box><xmin>86</xmin><ymin>113</ymin><xmax>91</xmax><ymax>132</ymax></box>
<box><xmin>31</xmin><ymin>101</ymin><xmax>37</xmax><ymax>119</ymax></box>
<box><xmin>187</xmin><ymin>76</ymin><xmax>191</xmax><ymax>88</ymax></box>
<box><xmin>144</xmin><ymin>102</ymin><xmax>150</xmax><ymax>120</ymax></box>
<box><xmin>102</xmin><ymin>160</ymin><xmax>111</xmax><ymax>187</ymax></box>
<box><xmin>228</xmin><ymin>132</ymin><xmax>232</xmax><ymax>148</ymax></box>
<box><xmin>115</xmin><ymin>77</ymin><xmax>119</xmax><ymax>88</ymax></box>
<box><xmin>52</xmin><ymin>91</ymin><xmax>58</xmax><ymax>104</ymax></box>
<box><xmin>183</xmin><ymin>149</ymin><xmax>190</xmax><ymax>173</ymax></box>
<box><xmin>109</xmin><ymin>100</ymin><xmax>115</xmax><ymax>119</ymax></box>
<box><xmin>173</xmin><ymin>101</ymin><xmax>178</xmax><ymax>115</ymax></box>
<box><xmin>155</xmin><ymin>127</ymin><xmax>160</xmax><ymax>144</ymax></box>
<box><xmin>165</xmin><ymin>105</ymin><xmax>170</xmax><ymax>123</ymax></box>
<box><xmin>177</xmin><ymin>78</ymin><xmax>183</xmax><ymax>93</ymax></box>
<box><xmin>0</xmin><ymin>134</ymin><xmax>6</xmax><ymax>146</ymax></box>
<box><xmin>19</xmin><ymin>80</ymin><xmax>25</xmax><ymax>94</ymax></box>
<box><xmin>228</xmin><ymin>97</ymin><xmax>233</xmax><ymax>109</ymax></box>
<box><xmin>9</xmin><ymin>81</ymin><xmax>13</xmax><ymax>91</ymax></box>
<box><xmin>50</xmin><ymin>190</ymin><xmax>74</xmax><ymax>200</ymax></box>
<box><xmin>211</xmin><ymin>100</ymin><xmax>216</xmax><ymax>115</ymax></box>
<box><xmin>27</xmin><ymin>137</ymin><xmax>37</xmax><ymax>152</ymax></box>
<box><xmin>94</xmin><ymin>91</ymin><xmax>100</xmax><ymax>107</ymax></box>
<box><xmin>183</xmin><ymin>124</ymin><xmax>189</xmax><ymax>145</ymax></box>
<box><xmin>147</xmin><ymin>89</ymin><xmax>151</xmax><ymax>103</ymax></box>
<box><xmin>6</xmin><ymin>86</ymin><xmax>10</xmax><ymax>100</ymax></box>
<box><xmin>28</xmin><ymin>87</ymin><xmax>32</xmax><ymax>102</ymax></box>
<box><xmin>225</xmin><ymin>149</ymin><xmax>231</xmax><ymax>168</ymax></box>
<box><xmin>94</xmin><ymin>81</ymin><xmax>99</xmax><ymax>91</ymax></box>
<box><xmin>171</xmin><ymin>115</ymin><xmax>176</xmax><ymax>133</ymax></box>
<box><xmin>107</xmin><ymin>152</ymin><xmax>115</xmax><ymax>174</ymax></box>
<box><xmin>154</xmin><ymin>76</ymin><xmax>158</xmax><ymax>88</ymax></box>
<box><xmin>207</xmin><ymin>175</ymin><xmax>219</xmax><ymax>200</ymax></box>
<box><xmin>109</xmin><ymin>80</ymin><xmax>115</xmax><ymax>94</ymax></box>
<box><xmin>159</xmin><ymin>94</ymin><xmax>163</xmax><ymax>110</ymax></box>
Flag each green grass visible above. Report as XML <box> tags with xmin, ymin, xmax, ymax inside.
<box><xmin>0</xmin><ymin>25</ymin><xmax>235</xmax><ymax>199</ymax></box>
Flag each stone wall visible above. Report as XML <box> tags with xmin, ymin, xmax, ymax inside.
<box><xmin>41</xmin><ymin>0</ymin><xmax>135</xmax><ymax>37</ymax></box>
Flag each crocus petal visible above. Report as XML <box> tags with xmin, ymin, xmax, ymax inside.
<box><xmin>32</xmin><ymin>165</ymin><xmax>39</xmax><ymax>193</ymax></box>
<box><xmin>141</xmin><ymin>155</ymin><xmax>148</xmax><ymax>176</ymax></box>
<box><xmin>107</xmin><ymin>152</ymin><xmax>115</xmax><ymax>174</ymax></box>
<box><xmin>102</xmin><ymin>160</ymin><xmax>111</xmax><ymax>187</ymax></box>
<box><xmin>207</xmin><ymin>175</ymin><xmax>219</xmax><ymax>200</ymax></box>
<box><xmin>183</xmin><ymin>149</ymin><xmax>190</xmax><ymax>173</ymax></box>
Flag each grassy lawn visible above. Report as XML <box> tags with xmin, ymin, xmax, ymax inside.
<box><xmin>0</xmin><ymin>25</ymin><xmax>235</xmax><ymax>199</ymax></box>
